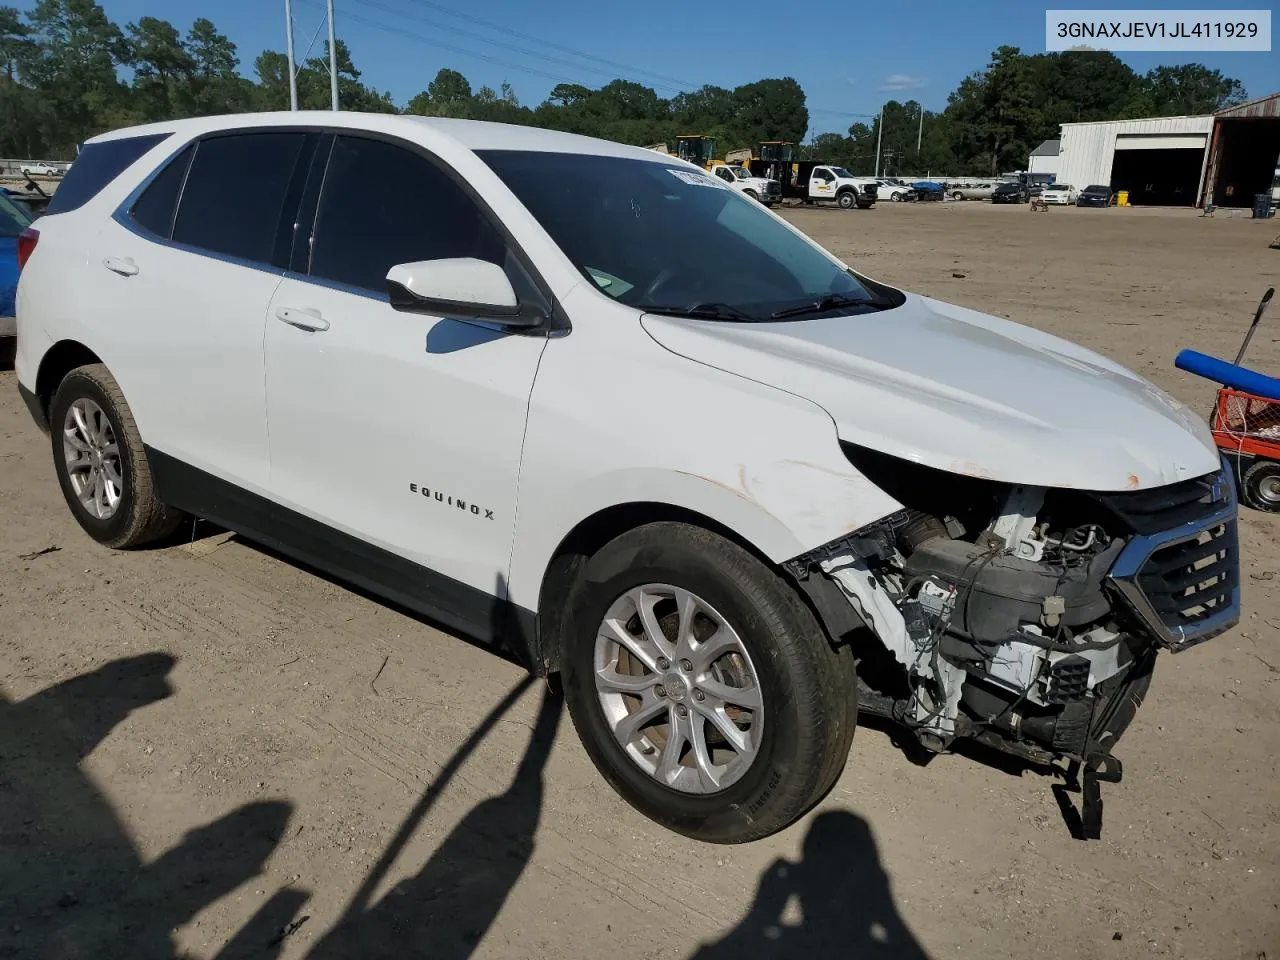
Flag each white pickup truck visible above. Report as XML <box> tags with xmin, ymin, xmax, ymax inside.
<box><xmin>707</xmin><ymin>162</ymin><xmax>781</xmax><ymax>206</ymax></box>
<box><xmin>797</xmin><ymin>164</ymin><xmax>876</xmax><ymax>209</ymax></box>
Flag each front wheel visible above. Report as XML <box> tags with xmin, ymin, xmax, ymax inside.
<box><xmin>1242</xmin><ymin>460</ymin><xmax>1280</xmax><ymax>512</ymax></box>
<box><xmin>744</xmin><ymin>190</ymin><xmax>760</xmax><ymax>203</ymax></box>
<box><xmin>890</xmin><ymin>192</ymin><xmax>903</xmax><ymax>202</ymax></box>
<box><xmin>836</xmin><ymin>191</ymin><xmax>856</xmax><ymax>209</ymax></box>
<box><xmin>561</xmin><ymin>522</ymin><xmax>858</xmax><ymax>844</ymax></box>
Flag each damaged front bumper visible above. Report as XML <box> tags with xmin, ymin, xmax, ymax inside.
<box><xmin>784</xmin><ymin>456</ymin><xmax>1241</xmax><ymax>837</ymax></box>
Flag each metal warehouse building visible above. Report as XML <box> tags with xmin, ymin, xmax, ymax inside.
<box><xmin>1052</xmin><ymin>92</ymin><xmax>1280</xmax><ymax>209</ymax></box>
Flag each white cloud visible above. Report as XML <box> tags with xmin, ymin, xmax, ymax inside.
<box><xmin>878</xmin><ymin>74</ymin><xmax>926</xmax><ymax>92</ymax></box>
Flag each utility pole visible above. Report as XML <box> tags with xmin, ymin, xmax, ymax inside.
<box><xmin>874</xmin><ymin>104</ymin><xmax>884</xmax><ymax>178</ymax></box>
<box><xmin>917</xmin><ymin>106</ymin><xmax>923</xmax><ymax>153</ymax></box>
<box><xmin>326</xmin><ymin>0</ymin><xmax>339</xmax><ymax>110</ymax></box>
<box><xmin>284</xmin><ymin>0</ymin><xmax>298</xmax><ymax>110</ymax></box>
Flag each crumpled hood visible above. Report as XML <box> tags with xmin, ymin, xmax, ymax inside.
<box><xmin>641</xmin><ymin>293</ymin><xmax>1220</xmax><ymax>491</ymax></box>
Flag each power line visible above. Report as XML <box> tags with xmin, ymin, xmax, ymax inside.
<box><xmin>296</xmin><ymin>0</ymin><xmax>584</xmax><ymax>87</ymax></box>
<box><xmin>346</xmin><ymin>0</ymin><xmax>689</xmax><ymax>92</ymax></box>
<box><xmin>302</xmin><ymin>0</ymin><xmax>879</xmax><ymax>124</ymax></box>
<box><xmin>353</xmin><ymin>0</ymin><xmax>701</xmax><ymax>92</ymax></box>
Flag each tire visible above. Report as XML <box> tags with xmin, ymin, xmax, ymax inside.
<box><xmin>49</xmin><ymin>363</ymin><xmax>185</xmax><ymax>548</ymax></box>
<box><xmin>744</xmin><ymin>190</ymin><xmax>760</xmax><ymax>203</ymax></box>
<box><xmin>561</xmin><ymin>522</ymin><xmax>858</xmax><ymax>844</ymax></box>
<box><xmin>890</xmin><ymin>192</ymin><xmax>903</xmax><ymax>202</ymax></box>
<box><xmin>836</xmin><ymin>191</ymin><xmax>855</xmax><ymax>209</ymax></box>
<box><xmin>1242</xmin><ymin>460</ymin><xmax>1280</xmax><ymax>512</ymax></box>
<box><xmin>951</xmin><ymin>191</ymin><xmax>964</xmax><ymax>201</ymax></box>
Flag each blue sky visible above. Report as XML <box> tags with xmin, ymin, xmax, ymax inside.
<box><xmin>20</xmin><ymin>0</ymin><xmax>1280</xmax><ymax>137</ymax></box>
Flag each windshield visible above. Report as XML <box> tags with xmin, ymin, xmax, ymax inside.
<box><xmin>1084</xmin><ymin>185</ymin><xmax>1108</xmax><ymax>192</ymax></box>
<box><xmin>828</xmin><ymin>167</ymin><xmax>853</xmax><ymax>179</ymax></box>
<box><xmin>479</xmin><ymin>150</ymin><xmax>897</xmax><ymax>321</ymax></box>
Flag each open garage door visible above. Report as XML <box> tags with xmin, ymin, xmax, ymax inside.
<box><xmin>1110</xmin><ymin>148</ymin><xmax>1204</xmax><ymax>206</ymax></box>
<box><xmin>1208</xmin><ymin>119</ymin><xmax>1280</xmax><ymax>208</ymax></box>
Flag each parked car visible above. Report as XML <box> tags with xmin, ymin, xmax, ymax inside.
<box><xmin>991</xmin><ymin>181</ymin><xmax>1029</xmax><ymax>204</ymax></box>
<box><xmin>20</xmin><ymin>162</ymin><xmax>60</xmax><ymax>177</ymax></box>
<box><xmin>0</xmin><ymin>188</ymin><xmax>34</xmax><ymax>340</ymax></box>
<box><xmin>911</xmin><ymin>180</ymin><xmax>944</xmax><ymax>201</ymax></box>
<box><xmin>949</xmin><ymin>182</ymin><xmax>997</xmax><ymax>201</ymax></box>
<box><xmin>1077</xmin><ymin>184</ymin><xmax>1112</xmax><ymax>208</ymax></box>
<box><xmin>1042</xmin><ymin>183</ymin><xmax>1078</xmax><ymax>205</ymax></box>
<box><xmin>14</xmin><ymin>114</ymin><xmax>1239</xmax><ymax>844</ymax></box>
<box><xmin>875</xmin><ymin>178</ymin><xmax>916</xmax><ymax>202</ymax></box>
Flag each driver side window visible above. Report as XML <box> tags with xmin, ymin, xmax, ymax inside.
<box><xmin>716</xmin><ymin>167</ymin><xmax>734</xmax><ymax>183</ymax></box>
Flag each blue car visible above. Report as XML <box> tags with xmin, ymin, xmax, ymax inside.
<box><xmin>911</xmin><ymin>180</ymin><xmax>944</xmax><ymax>201</ymax></box>
<box><xmin>0</xmin><ymin>188</ymin><xmax>33</xmax><ymax>336</ymax></box>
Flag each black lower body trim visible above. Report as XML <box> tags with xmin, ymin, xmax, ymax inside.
<box><xmin>18</xmin><ymin>380</ymin><xmax>48</xmax><ymax>433</ymax></box>
<box><xmin>145</xmin><ymin>446</ymin><xmax>541</xmax><ymax>671</ymax></box>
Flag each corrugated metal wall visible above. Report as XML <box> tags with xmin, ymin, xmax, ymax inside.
<box><xmin>1056</xmin><ymin>116</ymin><xmax>1213</xmax><ymax>191</ymax></box>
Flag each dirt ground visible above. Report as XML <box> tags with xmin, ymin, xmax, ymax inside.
<box><xmin>2</xmin><ymin>201</ymin><xmax>1278</xmax><ymax>960</ymax></box>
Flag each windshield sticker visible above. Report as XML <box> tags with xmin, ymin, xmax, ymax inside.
<box><xmin>667</xmin><ymin>168</ymin><xmax>724</xmax><ymax>188</ymax></box>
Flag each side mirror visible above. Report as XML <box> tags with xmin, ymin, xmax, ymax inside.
<box><xmin>386</xmin><ymin>258</ymin><xmax>544</xmax><ymax>328</ymax></box>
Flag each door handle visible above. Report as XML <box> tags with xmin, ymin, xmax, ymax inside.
<box><xmin>275</xmin><ymin>306</ymin><xmax>330</xmax><ymax>332</ymax></box>
<box><xmin>103</xmin><ymin>256</ymin><xmax>139</xmax><ymax>277</ymax></box>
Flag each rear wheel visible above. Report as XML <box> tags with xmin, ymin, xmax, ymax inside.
<box><xmin>1242</xmin><ymin>460</ymin><xmax>1280</xmax><ymax>512</ymax></box>
<box><xmin>49</xmin><ymin>364</ymin><xmax>185</xmax><ymax>548</ymax></box>
<box><xmin>561</xmin><ymin>522</ymin><xmax>858</xmax><ymax>844</ymax></box>
<box><xmin>951</xmin><ymin>190</ymin><xmax>964</xmax><ymax>201</ymax></box>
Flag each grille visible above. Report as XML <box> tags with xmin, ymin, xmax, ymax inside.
<box><xmin>1106</xmin><ymin>462</ymin><xmax>1241</xmax><ymax>650</ymax></box>
<box><xmin>1134</xmin><ymin>519</ymin><xmax>1237</xmax><ymax>638</ymax></box>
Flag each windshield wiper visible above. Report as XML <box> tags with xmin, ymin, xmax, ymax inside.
<box><xmin>642</xmin><ymin>302</ymin><xmax>759</xmax><ymax>322</ymax></box>
<box><xmin>769</xmin><ymin>293</ymin><xmax>890</xmax><ymax>320</ymax></box>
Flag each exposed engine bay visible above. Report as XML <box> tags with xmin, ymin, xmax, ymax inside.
<box><xmin>787</xmin><ymin>445</ymin><xmax>1240</xmax><ymax>838</ymax></box>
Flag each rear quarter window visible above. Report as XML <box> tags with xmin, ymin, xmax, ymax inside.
<box><xmin>46</xmin><ymin>133</ymin><xmax>171</xmax><ymax>215</ymax></box>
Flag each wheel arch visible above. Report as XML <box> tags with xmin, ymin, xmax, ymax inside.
<box><xmin>532</xmin><ymin>500</ymin><xmax>774</xmax><ymax>676</ymax></box>
<box><xmin>33</xmin><ymin>339</ymin><xmax>104</xmax><ymax>424</ymax></box>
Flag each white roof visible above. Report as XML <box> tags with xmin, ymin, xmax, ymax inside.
<box><xmin>85</xmin><ymin>111</ymin><xmax>669</xmax><ymax>163</ymax></box>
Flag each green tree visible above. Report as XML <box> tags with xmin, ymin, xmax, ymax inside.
<box><xmin>183</xmin><ymin>17</ymin><xmax>251</xmax><ymax>115</ymax></box>
<box><xmin>732</xmin><ymin>77</ymin><xmax>807</xmax><ymax>148</ymax></box>
<box><xmin>18</xmin><ymin>0</ymin><xmax>130</xmax><ymax>152</ymax></box>
<box><xmin>126</xmin><ymin>16</ymin><xmax>195</xmax><ymax>121</ymax></box>
<box><xmin>1141</xmin><ymin>64</ymin><xmax>1247</xmax><ymax>115</ymax></box>
<box><xmin>406</xmin><ymin>66</ymin><xmax>472</xmax><ymax>116</ymax></box>
<box><xmin>0</xmin><ymin>6</ymin><xmax>33</xmax><ymax>81</ymax></box>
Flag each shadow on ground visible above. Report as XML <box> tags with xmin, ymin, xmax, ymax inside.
<box><xmin>0</xmin><ymin>652</ymin><xmax>303</xmax><ymax>959</ymax></box>
<box><xmin>688</xmin><ymin>810</ymin><xmax>931</xmax><ymax>959</ymax></box>
<box><xmin>0</xmin><ymin>610</ymin><xmax>928</xmax><ymax>958</ymax></box>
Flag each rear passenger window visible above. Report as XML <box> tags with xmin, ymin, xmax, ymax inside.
<box><xmin>308</xmin><ymin>135</ymin><xmax>505</xmax><ymax>293</ymax></box>
<box><xmin>172</xmin><ymin>132</ymin><xmax>308</xmax><ymax>265</ymax></box>
<box><xmin>47</xmin><ymin>133</ymin><xmax>171</xmax><ymax>215</ymax></box>
<box><xmin>129</xmin><ymin>144</ymin><xmax>194</xmax><ymax>239</ymax></box>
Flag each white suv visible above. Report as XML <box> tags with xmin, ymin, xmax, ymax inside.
<box><xmin>14</xmin><ymin>113</ymin><xmax>1239</xmax><ymax>843</ymax></box>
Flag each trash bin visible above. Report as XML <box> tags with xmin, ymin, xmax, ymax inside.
<box><xmin>1116</xmin><ymin>190</ymin><xmax>1129</xmax><ymax>206</ymax></box>
<box><xmin>1255</xmin><ymin>193</ymin><xmax>1275</xmax><ymax>218</ymax></box>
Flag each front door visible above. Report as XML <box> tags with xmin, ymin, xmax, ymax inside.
<box><xmin>263</xmin><ymin>134</ymin><xmax>547</xmax><ymax>626</ymax></box>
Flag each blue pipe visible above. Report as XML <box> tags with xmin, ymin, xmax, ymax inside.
<box><xmin>1174</xmin><ymin>349</ymin><xmax>1280</xmax><ymax>401</ymax></box>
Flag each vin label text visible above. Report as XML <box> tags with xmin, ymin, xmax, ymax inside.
<box><xmin>1046</xmin><ymin>10</ymin><xmax>1271</xmax><ymax>50</ymax></box>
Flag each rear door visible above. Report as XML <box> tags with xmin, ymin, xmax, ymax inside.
<box><xmin>262</xmin><ymin>133</ymin><xmax>548</xmax><ymax>623</ymax></box>
<box><xmin>102</xmin><ymin>130</ymin><xmax>318</xmax><ymax>489</ymax></box>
